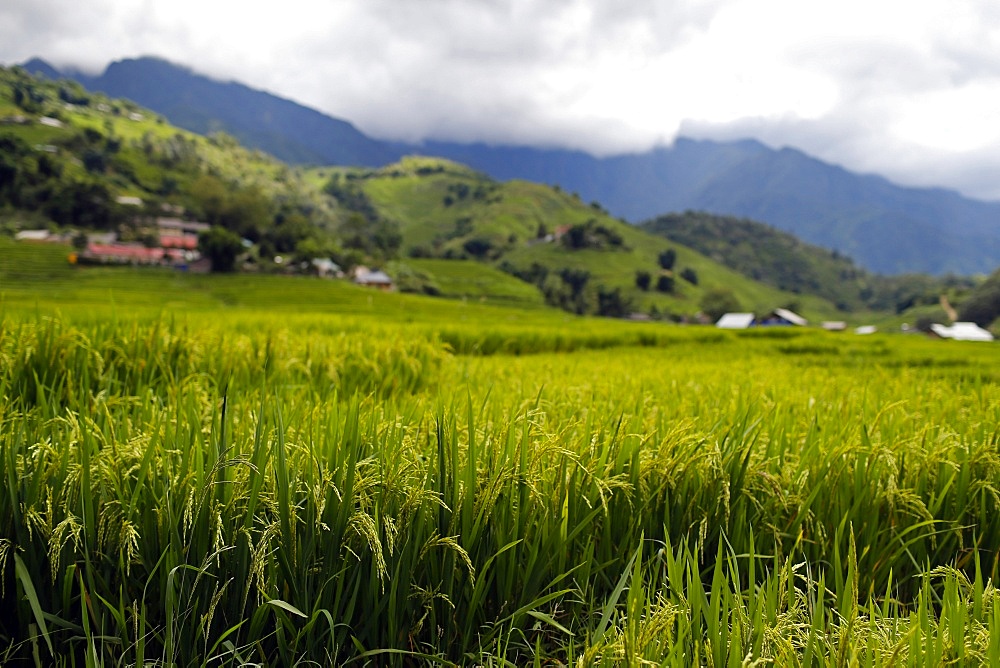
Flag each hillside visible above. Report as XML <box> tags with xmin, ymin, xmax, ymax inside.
<box><xmin>640</xmin><ymin>211</ymin><xmax>978</xmax><ymax>315</ymax></box>
<box><xmin>25</xmin><ymin>55</ymin><xmax>1000</xmax><ymax>275</ymax></box>
<box><xmin>0</xmin><ymin>64</ymin><xmax>345</xmax><ymax>266</ymax></box>
<box><xmin>0</xmin><ymin>65</ymin><xmax>913</xmax><ymax>324</ymax></box>
<box><xmin>322</xmin><ymin>157</ymin><xmax>844</xmax><ymax>321</ymax></box>
<box><xmin>22</xmin><ymin>57</ymin><xmax>405</xmax><ymax>167</ymax></box>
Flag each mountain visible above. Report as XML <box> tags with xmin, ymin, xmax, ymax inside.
<box><xmin>23</xmin><ymin>56</ymin><xmax>1000</xmax><ymax>276</ymax></box>
<box><xmin>425</xmin><ymin>138</ymin><xmax>1000</xmax><ymax>276</ymax></box>
<box><xmin>23</xmin><ymin>57</ymin><xmax>406</xmax><ymax>167</ymax></box>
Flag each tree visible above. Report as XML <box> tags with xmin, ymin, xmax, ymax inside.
<box><xmin>957</xmin><ymin>269</ymin><xmax>1000</xmax><ymax>327</ymax></box>
<box><xmin>82</xmin><ymin>149</ymin><xmax>107</xmax><ymax>174</ymax></box>
<box><xmin>46</xmin><ymin>181</ymin><xmax>118</xmax><ymax>229</ymax></box>
<box><xmin>463</xmin><ymin>237</ymin><xmax>493</xmax><ymax>259</ymax></box>
<box><xmin>699</xmin><ymin>288</ymin><xmax>741</xmax><ymax>322</ymax></box>
<box><xmin>635</xmin><ymin>270</ymin><xmax>651</xmax><ymax>291</ymax></box>
<box><xmin>597</xmin><ymin>286</ymin><xmax>632</xmax><ymax>317</ymax></box>
<box><xmin>559</xmin><ymin>268</ymin><xmax>591</xmax><ymax>296</ymax></box>
<box><xmin>656</xmin><ymin>274</ymin><xmax>674</xmax><ymax>293</ymax></box>
<box><xmin>680</xmin><ymin>267</ymin><xmax>699</xmax><ymax>285</ymax></box>
<box><xmin>658</xmin><ymin>248</ymin><xmax>677</xmax><ymax>271</ymax></box>
<box><xmin>199</xmin><ymin>226</ymin><xmax>244</xmax><ymax>272</ymax></box>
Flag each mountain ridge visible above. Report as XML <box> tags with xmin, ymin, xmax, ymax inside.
<box><xmin>21</xmin><ymin>55</ymin><xmax>1000</xmax><ymax>275</ymax></box>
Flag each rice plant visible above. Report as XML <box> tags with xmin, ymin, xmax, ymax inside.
<box><xmin>1</xmin><ymin>313</ymin><xmax>999</xmax><ymax>665</ymax></box>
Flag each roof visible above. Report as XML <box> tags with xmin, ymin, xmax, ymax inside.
<box><xmin>156</xmin><ymin>218</ymin><xmax>211</xmax><ymax>232</ymax></box>
<box><xmin>160</xmin><ymin>234</ymin><xmax>199</xmax><ymax>250</ymax></box>
<box><xmin>15</xmin><ymin>230</ymin><xmax>51</xmax><ymax>241</ymax></box>
<box><xmin>312</xmin><ymin>258</ymin><xmax>342</xmax><ymax>273</ymax></box>
<box><xmin>931</xmin><ymin>322</ymin><xmax>994</xmax><ymax>342</ymax></box>
<box><xmin>86</xmin><ymin>243</ymin><xmax>162</xmax><ymax>260</ymax></box>
<box><xmin>716</xmin><ymin>313</ymin><xmax>755</xmax><ymax>329</ymax></box>
<box><xmin>84</xmin><ymin>243</ymin><xmax>184</xmax><ymax>262</ymax></box>
<box><xmin>355</xmin><ymin>269</ymin><xmax>393</xmax><ymax>285</ymax></box>
<box><xmin>772</xmin><ymin>308</ymin><xmax>808</xmax><ymax>326</ymax></box>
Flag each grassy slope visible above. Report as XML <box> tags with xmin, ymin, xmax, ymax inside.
<box><xmin>0</xmin><ymin>67</ymin><xmax>334</xmax><ymax>220</ymax></box>
<box><xmin>340</xmin><ymin>158</ymin><xmax>844</xmax><ymax>322</ymax></box>
<box><xmin>640</xmin><ymin>211</ymin><xmax>872</xmax><ymax>309</ymax></box>
<box><xmin>404</xmin><ymin>258</ymin><xmax>547</xmax><ymax>306</ymax></box>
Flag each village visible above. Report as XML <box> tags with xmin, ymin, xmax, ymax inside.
<box><xmin>14</xmin><ymin>195</ymin><xmax>397</xmax><ymax>290</ymax></box>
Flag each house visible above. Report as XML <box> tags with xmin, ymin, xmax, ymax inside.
<box><xmin>80</xmin><ymin>243</ymin><xmax>186</xmax><ymax>266</ymax></box>
<box><xmin>15</xmin><ymin>230</ymin><xmax>51</xmax><ymax>242</ymax></box>
<box><xmin>311</xmin><ymin>258</ymin><xmax>343</xmax><ymax>278</ymax></box>
<box><xmin>551</xmin><ymin>225</ymin><xmax>573</xmax><ymax>242</ymax></box>
<box><xmin>159</xmin><ymin>234</ymin><xmax>200</xmax><ymax>250</ymax></box>
<box><xmin>762</xmin><ymin>308</ymin><xmax>808</xmax><ymax>326</ymax></box>
<box><xmin>156</xmin><ymin>218</ymin><xmax>211</xmax><ymax>236</ymax></box>
<box><xmin>353</xmin><ymin>266</ymin><xmax>394</xmax><ymax>290</ymax></box>
<box><xmin>87</xmin><ymin>232</ymin><xmax>117</xmax><ymax>245</ymax></box>
<box><xmin>930</xmin><ymin>322</ymin><xmax>994</xmax><ymax>342</ymax></box>
<box><xmin>116</xmin><ymin>196</ymin><xmax>144</xmax><ymax>207</ymax></box>
<box><xmin>821</xmin><ymin>321</ymin><xmax>847</xmax><ymax>331</ymax></box>
<box><xmin>855</xmin><ymin>325</ymin><xmax>877</xmax><ymax>335</ymax></box>
<box><xmin>716</xmin><ymin>313</ymin><xmax>756</xmax><ymax>329</ymax></box>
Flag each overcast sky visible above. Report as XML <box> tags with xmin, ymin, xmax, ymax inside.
<box><xmin>3</xmin><ymin>0</ymin><xmax>1000</xmax><ymax>200</ymax></box>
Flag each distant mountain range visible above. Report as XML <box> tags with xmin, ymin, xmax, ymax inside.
<box><xmin>22</xmin><ymin>56</ymin><xmax>1000</xmax><ymax>275</ymax></box>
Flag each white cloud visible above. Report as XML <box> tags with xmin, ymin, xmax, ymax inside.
<box><xmin>3</xmin><ymin>0</ymin><xmax>1000</xmax><ymax>199</ymax></box>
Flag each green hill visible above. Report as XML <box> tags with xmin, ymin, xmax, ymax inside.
<box><xmin>320</xmin><ymin>157</ymin><xmax>845</xmax><ymax>322</ymax></box>
<box><xmin>640</xmin><ymin>211</ymin><xmax>979</xmax><ymax>317</ymax></box>
<box><xmin>0</xmin><ymin>65</ymin><xmax>342</xmax><ymax>261</ymax></box>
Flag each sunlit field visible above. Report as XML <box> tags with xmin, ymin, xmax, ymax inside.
<box><xmin>2</xmin><ymin>249</ymin><xmax>1000</xmax><ymax>665</ymax></box>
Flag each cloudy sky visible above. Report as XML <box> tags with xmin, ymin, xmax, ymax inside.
<box><xmin>3</xmin><ymin>0</ymin><xmax>1000</xmax><ymax>200</ymax></box>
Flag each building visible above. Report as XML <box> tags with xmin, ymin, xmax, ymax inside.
<box><xmin>762</xmin><ymin>308</ymin><xmax>808</xmax><ymax>326</ymax></box>
<box><xmin>80</xmin><ymin>243</ymin><xmax>187</xmax><ymax>266</ymax></box>
<box><xmin>156</xmin><ymin>218</ymin><xmax>211</xmax><ymax>236</ymax></box>
<box><xmin>930</xmin><ymin>322</ymin><xmax>994</xmax><ymax>342</ymax></box>
<box><xmin>159</xmin><ymin>234</ymin><xmax>199</xmax><ymax>250</ymax></box>
<box><xmin>353</xmin><ymin>266</ymin><xmax>394</xmax><ymax>290</ymax></box>
<box><xmin>716</xmin><ymin>313</ymin><xmax>756</xmax><ymax>329</ymax></box>
<box><xmin>311</xmin><ymin>258</ymin><xmax>343</xmax><ymax>278</ymax></box>
<box><xmin>15</xmin><ymin>230</ymin><xmax>52</xmax><ymax>242</ymax></box>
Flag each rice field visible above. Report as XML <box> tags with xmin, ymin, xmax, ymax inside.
<box><xmin>2</xmin><ymin>290</ymin><xmax>1000</xmax><ymax>664</ymax></box>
